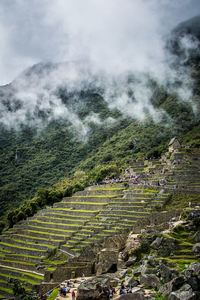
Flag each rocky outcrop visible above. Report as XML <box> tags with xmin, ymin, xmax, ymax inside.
<box><xmin>193</xmin><ymin>243</ymin><xmax>200</xmax><ymax>256</ymax></box>
<box><xmin>76</xmin><ymin>275</ymin><xmax>110</xmax><ymax>300</ymax></box>
<box><xmin>140</xmin><ymin>274</ymin><xmax>161</xmax><ymax>289</ymax></box>
<box><xmin>157</xmin><ymin>236</ymin><xmax>177</xmax><ymax>257</ymax></box>
<box><xmin>117</xmin><ymin>292</ymin><xmax>145</xmax><ymax>299</ymax></box>
<box><xmin>168</xmin><ymin>284</ymin><xmax>196</xmax><ymax>300</ymax></box>
<box><xmin>193</xmin><ymin>231</ymin><xmax>200</xmax><ymax>242</ymax></box>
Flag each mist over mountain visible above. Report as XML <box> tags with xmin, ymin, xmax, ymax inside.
<box><xmin>1</xmin><ymin>15</ymin><xmax>200</xmax><ymax>134</ymax></box>
<box><xmin>0</xmin><ymin>15</ymin><xmax>200</xmax><ymax>219</ymax></box>
<box><xmin>167</xmin><ymin>15</ymin><xmax>200</xmax><ymax>64</ymax></box>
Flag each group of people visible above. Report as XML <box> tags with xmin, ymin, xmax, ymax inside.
<box><xmin>108</xmin><ymin>283</ymin><xmax>134</xmax><ymax>298</ymax></box>
<box><xmin>108</xmin><ymin>286</ymin><xmax>116</xmax><ymax>298</ymax></box>
<box><xmin>59</xmin><ymin>281</ymin><xmax>76</xmax><ymax>298</ymax></box>
<box><xmin>119</xmin><ymin>283</ymin><xmax>133</xmax><ymax>295</ymax></box>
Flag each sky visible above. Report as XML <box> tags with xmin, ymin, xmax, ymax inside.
<box><xmin>0</xmin><ymin>0</ymin><xmax>200</xmax><ymax>85</ymax></box>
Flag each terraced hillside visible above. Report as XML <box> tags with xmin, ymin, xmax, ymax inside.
<box><xmin>0</xmin><ymin>147</ymin><xmax>200</xmax><ymax>298</ymax></box>
<box><xmin>0</xmin><ymin>184</ymin><xmax>169</xmax><ymax>297</ymax></box>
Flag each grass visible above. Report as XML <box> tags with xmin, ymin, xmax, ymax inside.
<box><xmin>0</xmin><ymin>242</ymin><xmax>46</xmax><ymax>252</ymax></box>
<box><xmin>0</xmin><ymin>268</ymin><xmax>43</xmax><ymax>279</ymax></box>
<box><xmin>27</xmin><ymin>229</ymin><xmax>71</xmax><ymax>238</ymax></box>
<box><xmin>13</xmin><ymin>233</ymin><xmax>63</xmax><ymax>242</ymax></box>
<box><xmin>72</xmin><ymin>195</ymin><xmax>120</xmax><ymax>198</ymax></box>
<box><xmin>0</xmin><ymin>259</ymin><xmax>35</xmax><ymax>266</ymax></box>
<box><xmin>88</xmin><ymin>188</ymin><xmax>125</xmax><ymax>191</ymax></box>
<box><xmin>28</xmin><ymin>220</ymin><xmax>83</xmax><ymax>227</ymax></box>
<box><xmin>0</xmin><ymin>248</ymin><xmax>12</xmax><ymax>254</ymax></box>
<box><xmin>101</xmin><ymin>209</ymin><xmax>150</xmax><ymax>214</ymax></box>
<box><xmin>133</xmin><ymin>188</ymin><xmax>158</xmax><ymax>192</ymax></box>
<box><xmin>26</xmin><ymin>225</ymin><xmax>76</xmax><ymax>233</ymax></box>
<box><xmin>47</xmin><ymin>288</ymin><xmax>59</xmax><ymax>300</ymax></box>
<box><xmin>4</xmin><ymin>237</ymin><xmax>56</xmax><ymax>249</ymax></box>
<box><xmin>83</xmin><ymin>225</ymin><xmax>103</xmax><ymax>229</ymax></box>
<box><xmin>165</xmin><ymin>258</ymin><xmax>200</xmax><ymax>273</ymax></box>
<box><xmin>60</xmin><ymin>201</ymin><xmax>108</xmax><ymax>205</ymax></box>
<box><xmin>45</xmin><ymin>212</ymin><xmax>90</xmax><ymax>218</ymax></box>
<box><xmin>88</xmin><ymin>237</ymin><xmax>101</xmax><ymax>241</ymax></box>
<box><xmin>51</xmin><ymin>208</ymin><xmax>99</xmax><ymax>213</ymax></box>
<box><xmin>7</xmin><ymin>253</ymin><xmax>45</xmax><ymax>260</ymax></box>
<box><xmin>0</xmin><ymin>287</ymin><xmax>13</xmax><ymax>294</ymax></box>
<box><xmin>164</xmin><ymin>193</ymin><xmax>200</xmax><ymax>210</ymax></box>
<box><xmin>0</xmin><ymin>272</ymin><xmax>42</xmax><ymax>285</ymax></box>
<box><xmin>40</xmin><ymin>216</ymin><xmax>86</xmax><ymax>223</ymax></box>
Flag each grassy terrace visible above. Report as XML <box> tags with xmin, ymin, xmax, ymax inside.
<box><xmin>38</xmin><ymin>216</ymin><xmax>86</xmax><ymax>223</ymax></box>
<box><xmin>12</xmin><ymin>234</ymin><xmax>63</xmax><ymax>243</ymax></box>
<box><xmin>0</xmin><ymin>287</ymin><xmax>13</xmax><ymax>295</ymax></box>
<box><xmin>72</xmin><ymin>195</ymin><xmax>120</xmax><ymax>197</ymax></box>
<box><xmin>56</xmin><ymin>201</ymin><xmax>108</xmax><ymax>206</ymax></box>
<box><xmin>2</xmin><ymin>237</ymin><xmax>56</xmax><ymax>249</ymax></box>
<box><xmin>108</xmin><ymin>203</ymin><xmax>149</xmax><ymax>207</ymax></box>
<box><xmin>50</xmin><ymin>208</ymin><xmax>99</xmax><ymax>213</ymax></box>
<box><xmin>4</xmin><ymin>253</ymin><xmax>45</xmax><ymax>260</ymax></box>
<box><xmin>26</xmin><ymin>229</ymin><xmax>71</xmax><ymax>238</ymax></box>
<box><xmin>44</xmin><ymin>212</ymin><xmax>91</xmax><ymax>219</ymax></box>
<box><xmin>0</xmin><ymin>259</ymin><xmax>35</xmax><ymax>266</ymax></box>
<box><xmin>0</xmin><ymin>268</ymin><xmax>43</xmax><ymax>279</ymax></box>
<box><xmin>23</xmin><ymin>225</ymin><xmax>76</xmax><ymax>233</ymax></box>
<box><xmin>27</xmin><ymin>220</ymin><xmax>83</xmax><ymax>227</ymax></box>
<box><xmin>130</xmin><ymin>188</ymin><xmax>158</xmax><ymax>192</ymax></box>
<box><xmin>87</xmin><ymin>188</ymin><xmax>125</xmax><ymax>191</ymax></box>
<box><xmin>0</xmin><ymin>242</ymin><xmax>47</xmax><ymax>252</ymax></box>
<box><xmin>0</xmin><ymin>248</ymin><xmax>12</xmax><ymax>254</ymax></box>
<box><xmin>0</xmin><ymin>271</ymin><xmax>43</xmax><ymax>285</ymax></box>
<box><xmin>100</xmin><ymin>209</ymin><xmax>150</xmax><ymax>214</ymax></box>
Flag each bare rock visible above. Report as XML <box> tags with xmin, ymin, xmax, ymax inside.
<box><xmin>193</xmin><ymin>243</ymin><xmax>200</xmax><ymax>257</ymax></box>
<box><xmin>168</xmin><ymin>284</ymin><xmax>196</xmax><ymax>300</ymax></box>
<box><xmin>140</xmin><ymin>274</ymin><xmax>161</xmax><ymax>289</ymax></box>
<box><xmin>150</xmin><ymin>237</ymin><xmax>162</xmax><ymax>250</ymax></box>
<box><xmin>189</xmin><ymin>262</ymin><xmax>200</xmax><ymax>274</ymax></box>
<box><xmin>125</xmin><ymin>256</ymin><xmax>137</xmax><ymax>267</ymax></box>
<box><xmin>194</xmin><ymin>231</ymin><xmax>200</xmax><ymax>242</ymax></box>
<box><xmin>133</xmin><ymin>265</ymin><xmax>146</xmax><ymax>277</ymax></box>
<box><xmin>76</xmin><ymin>275</ymin><xmax>110</xmax><ymax>300</ymax></box>
<box><xmin>160</xmin><ymin>275</ymin><xmax>186</xmax><ymax>298</ymax></box>
<box><xmin>119</xmin><ymin>269</ymin><xmax>128</xmax><ymax>279</ymax></box>
<box><xmin>158</xmin><ymin>237</ymin><xmax>177</xmax><ymax>257</ymax></box>
<box><xmin>157</xmin><ymin>263</ymin><xmax>179</xmax><ymax>283</ymax></box>
<box><xmin>117</xmin><ymin>292</ymin><xmax>145</xmax><ymax>300</ymax></box>
<box><xmin>124</xmin><ymin>276</ymin><xmax>139</xmax><ymax>287</ymax></box>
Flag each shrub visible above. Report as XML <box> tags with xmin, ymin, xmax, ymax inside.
<box><xmin>0</xmin><ymin>221</ymin><xmax>5</xmax><ymax>234</ymax></box>
<box><xmin>47</xmin><ymin>190</ymin><xmax>62</xmax><ymax>205</ymax></box>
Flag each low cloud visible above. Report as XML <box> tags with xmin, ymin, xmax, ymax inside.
<box><xmin>0</xmin><ymin>0</ymin><xmax>199</xmax><ymax>138</ymax></box>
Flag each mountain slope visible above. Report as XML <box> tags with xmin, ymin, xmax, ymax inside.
<box><xmin>0</xmin><ymin>16</ymin><xmax>200</xmax><ymax>220</ymax></box>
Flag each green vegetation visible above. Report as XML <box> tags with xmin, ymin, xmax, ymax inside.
<box><xmin>8</xmin><ymin>278</ymin><xmax>38</xmax><ymax>299</ymax></box>
<box><xmin>47</xmin><ymin>288</ymin><xmax>59</xmax><ymax>300</ymax></box>
<box><xmin>1</xmin><ymin>77</ymin><xmax>200</xmax><ymax>226</ymax></box>
<box><xmin>164</xmin><ymin>193</ymin><xmax>200</xmax><ymax>210</ymax></box>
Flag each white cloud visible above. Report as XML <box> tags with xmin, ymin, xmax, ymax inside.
<box><xmin>0</xmin><ymin>0</ymin><xmax>199</xmax><ymax>136</ymax></box>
